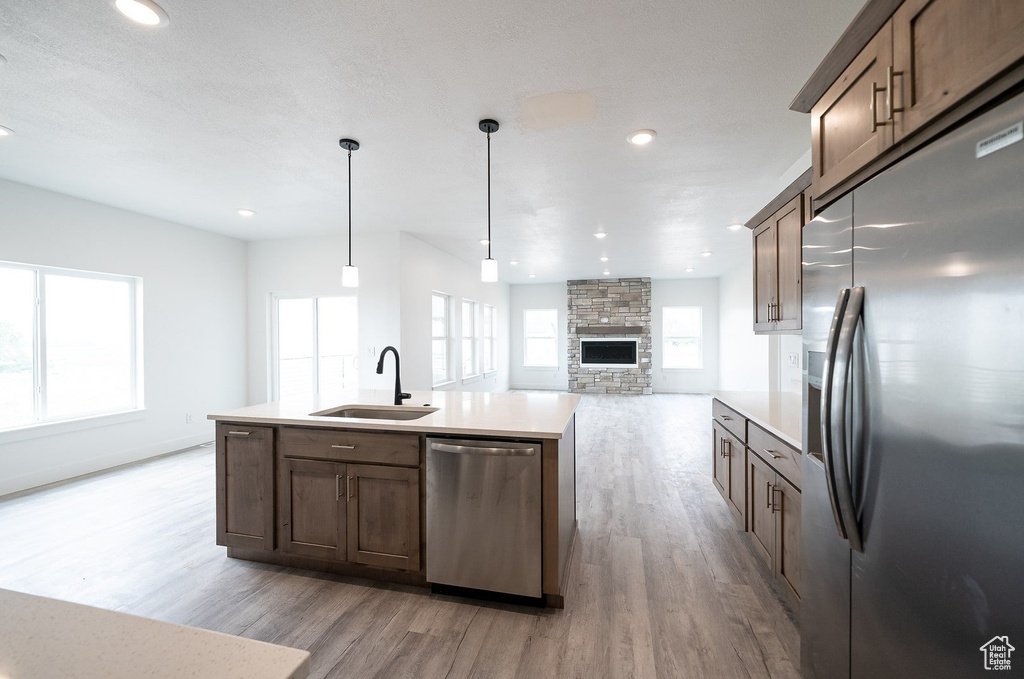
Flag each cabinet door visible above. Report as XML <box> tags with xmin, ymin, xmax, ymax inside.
<box><xmin>347</xmin><ymin>464</ymin><xmax>421</xmax><ymax>571</ymax></box>
<box><xmin>711</xmin><ymin>421</ymin><xmax>730</xmax><ymax>503</ymax></box>
<box><xmin>747</xmin><ymin>453</ymin><xmax>775</xmax><ymax>570</ymax></box>
<box><xmin>216</xmin><ymin>424</ymin><xmax>275</xmax><ymax>550</ymax></box>
<box><xmin>725</xmin><ymin>435</ymin><xmax>747</xmax><ymax>530</ymax></box>
<box><xmin>752</xmin><ymin>221</ymin><xmax>777</xmax><ymax>332</ymax></box>
<box><xmin>279</xmin><ymin>458</ymin><xmax>347</xmax><ymax>560</ymax></box>
<box><xmin>892</xmin><ymin>0</ymin><xmax>1024</xmax><ymax>142</ymax></box>
<box><xmin>774</xmin><ymin>196</ymin><xmax>803</xmax><ymax>331</ymax></box>
<box><xmin>774</xmin><ymin>475</ymin><xmax>802</xmax><ymax>604</ymax></box>
<box><xmin>811</xmin><ymin>21</ymin><xmax>893</xmax><ymax>198</ymax></box>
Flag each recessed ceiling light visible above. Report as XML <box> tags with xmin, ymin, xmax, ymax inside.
<box><xmin>684</xmin><ymin>267</ymin><xmax>694</xmax><ymax>273</ymax></box>
<box><xmin>701</xmin><ymin>251</ymin><xmax>712</xmax><ymax>257</ymax></box>
<box><xmin>113</xmin><ymin>0</ymin><xmax>169</xmax><ymax>27</ymax></box>
<box><xmin>480</xmin><ymin>239</ymin><xmax>490</xmax><ymax>245</ymax></box>
<box><xmin>529</xmin><ymin>273</ymin><xmax>536</xmax><ymax>278</ymax></box>
<box><xmin>509</xmin><ymin>260</ymin><xmax>518</xmax><ymax>266</ymax></box>
<box><xmin>599</xmin><ymin>256</ymin><xmax>608</xmax><ymax>262</ymax></box>
<box><xmin>0</xmin><ymin>125</ymin><xmax>13</xmax><ymax>137</ymax></box>
<box><xmin>593</xmin><ymin>232</ymin><xmax>606</xmax><ymax>239</ymax></box>
<box><xmin>728</xmin><ymin>223</ymin><xmax>744</xmax><ymax>231</ymax></box>
<box><xmin>603</xmin><ymin>270</ymin><xmax>611</xmax><ymax>276</ymax></box>
<box><xmin>237</xmin><ymin>208</ymin><xmax>256</xmax><ymax>217</ymax></box>
<box><xmin>627</xmin><ymin>129</ymin><xmax>657</xmax><ymax>145</ymax></box>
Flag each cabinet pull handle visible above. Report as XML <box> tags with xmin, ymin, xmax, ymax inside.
<box><xmin>331</xmin><ymin>444</ymin><xmax>356</xmax><ymax>450</ymax></box>
<box><xmin>723</xmin><ymin>440</ymin><xmax>731</xmax><ymax>458</ymax></box>
<box><xmin>766</xmin><ymin>481</ymin><xmax>772</xmax><ymax>510</ymax></box>
<box><xmin>335</xmin><ymin>475</ymin><xmax>341</xmax><ymax>501</ymax></box>
<box><xmin>347</xmin><ymin>475</ymin><xmax>353</xmax><ymax>500</ymax></box>
<box><xmin>772</xmin><ymin>485</ymin><xmax>783</xmax><ymax>514</ymax></box>
<box><xmin>764</xmin><ymin>449</ymin><xmax>782</xmax><ymax>460</ymax></box>
<box><xmin>227</xmin><ymin>430</ymin><xmax>250</xmax><ymax>436</ymax></box>
<box><xmin>871</xmin><ymin>78</ymin><xmax>889</xmax><ymax>133</ymax></box>
<box><xmin>887</xmin><ymin>65</ymin><xmax>904</xmax><ymax>119</ymax></box>
<box><xmin>721</xmin><ymin>415</ymin><xmax>732</xmax><ymax>421</ymax></box>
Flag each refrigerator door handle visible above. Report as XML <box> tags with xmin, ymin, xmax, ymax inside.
<box><xmin>821</xmin><ymin>288</ymin><xmax>851</xmax><ymax>540</ymax></box>
<box><xmin>830</xmin><ymin>286</ymin><xmax>865</xmax><ymax>552</ymax></box>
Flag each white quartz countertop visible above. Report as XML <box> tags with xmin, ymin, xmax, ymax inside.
<box><xmin>209</xmin><ymin>389</ymin><xmax>582</xmax><ymax>439</ymax></box>
<box><xmin>711</xmin><ymin>390</ymin><xmax>803</xmax><ymax>450</ymax></box>
<box><xmin>0</xmin><ymin>588</ymin><xmax>309</xmax><ymax>679</ymax></box>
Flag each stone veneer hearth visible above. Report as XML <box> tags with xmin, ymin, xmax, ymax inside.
<box><xmin>567</xmin><ymin>277</ymin><xmax>653</xmax><ymax>395</ymax></box>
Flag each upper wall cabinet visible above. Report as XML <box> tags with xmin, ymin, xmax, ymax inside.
<box><xmin>891</xmin><ymin>0</ymin><xmax>1024</xmax><ymax>143</ymax></box>
<box><xmin>753</xmin><ymin>196</ymin><xmax>803</xmax><ymax>334</ymax></box>
<box><xmin>797</xmin><ymin>0</ymin><xmax>1024</xmax><ymax>206</ymax></box>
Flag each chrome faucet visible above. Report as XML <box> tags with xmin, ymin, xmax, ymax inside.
<box><xmin>376</xmin><ymin>346</ymin><xmax>411</xmax><ymax>406</ymax></box>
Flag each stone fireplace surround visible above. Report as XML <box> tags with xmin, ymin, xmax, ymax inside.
<box><xmin>567</xmin><ymin>277</ymin><xmax>653</xmax><ymax>395</ymax></box>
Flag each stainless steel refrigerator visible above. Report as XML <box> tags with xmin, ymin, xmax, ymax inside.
<box><xmin>802</xmin><ymin>89</ymin><xmax>1024</xmax><ymax>678</ymax></box>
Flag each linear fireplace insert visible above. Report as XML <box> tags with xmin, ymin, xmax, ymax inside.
<box><xmin>579</xmin><ymin>338</ymin><xmax>638</xmax><ymax>367</ymax></box>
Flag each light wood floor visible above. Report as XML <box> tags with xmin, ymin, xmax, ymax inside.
<box><xmin>0</xmin><ymin>394</ymin><xmax>799</xmax><ymax>679</ymax></box>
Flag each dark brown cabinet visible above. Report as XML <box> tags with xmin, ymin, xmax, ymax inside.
<box><xmin>748</xmin><ymin>450</ymin><xmax>801</xmax><ymax>605</ymax></box>
<box><xmin>215</xmin><ymin>424</ymin><xmax>275</xmax><ymax>551</ymax></box>
<box><xmin>752</xmin><ymin>195</ymin><xmax>804</xmax><ymax>334</ymax></box>
<box><xmin>279</xmin><ymin>457</ymin><xmax>348</xmax><ymax>561</ymax></box>
<box><xmin>347</xmin><ymin>464</ymin><xmax>421</xmax><ymax>571</ymax></box>
<box><xmin>712</xmin><ymin>419</ymin><xmax>746</xmax><ymax>530</ymax></box>
<box><xmin>892</xmin><ymin>0</ymin><xmax>1024</xmax><ymax>143</ymax></box>
<box><xmin>278</xmin><ymin>453</ymin><xmax>422</xmax><ymax>571</ymax></box>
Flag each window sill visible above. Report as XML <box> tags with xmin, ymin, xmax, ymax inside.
<box><xmin>661</xmin><ymin>367</ymin><xmax>705</xmax><ymax>372</ymax></box>
<box><xmin>462</xmin><ymin>374</ymin><xmax>482</xmax><ymax>385</ymax></box>
<box><xmin>432</xmin><ymin>380</ymin><xmax>457</xmax><ymax>390</ymax></box>
<box><xmin>523</xmin><ymin>365</ymin><xmax>560</xmax><ymax>370</ymax></box>
<box><xmin>0</xmin><ymin>408</ymin><xmax>148</xmax><ymax>445</ymax></box>
<box><xmin>483</xmin><ymin>370</ymin><xmax>498</xmax><ymax>377</ymax></box>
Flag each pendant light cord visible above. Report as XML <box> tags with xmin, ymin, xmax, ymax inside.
<box><xmin>347</xmin><ymin>149</ymin><xmax>353</xmax><ymax>267</ymax></box>
<box><xmin>487</xmin><ymin>132</ymin><xmax>492</xmax><ymax>260</ymax></box>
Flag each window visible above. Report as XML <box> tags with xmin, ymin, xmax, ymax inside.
<box><xmin>663</xmin><ymin>306</ymin><xmax>703</xmax><ymax>369</ymax></box>
<box><xmin>431</xmin><ymin>293</ymin><xmax>450</xmax><ymax>384</ymax></box>
<box><xmin>523</xmin><ymin>308</ymin><xmax>559</xmax><ymax>367</ymax></box>
<box><xmin>462</xmin><ymin>300</ymin><xmax>479</xmax><ymax>378</ymax></box>
<box><xmin>482</xmin><ymin>304</ymin><xmax>496</xmax><ymax>373</ymax></box>
<box><xmin>0</xmin><ymin>262</ymin><xmax>142</xmax><ymax>431</ymax></box>
<box><xmin>273</xmin><ymin>296</ymin><xmax>358</xmax><ymax>400</ymax></box>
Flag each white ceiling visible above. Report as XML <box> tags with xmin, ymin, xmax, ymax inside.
<box><xmin>0</xmin><ymin>0</ymin><xmax>859</xmax><ymax>283</ymax></box>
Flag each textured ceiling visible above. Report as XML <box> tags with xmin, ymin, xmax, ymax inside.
<box><xmin>0</xmin><ymin>0</ymin><xmax>859</xmax><ymax>283</ymax></box>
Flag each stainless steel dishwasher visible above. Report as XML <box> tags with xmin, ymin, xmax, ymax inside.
<box><xmin>426</xmin><ymin>437</ymin><xmax>542</xmax><ymax>598</ymax></box>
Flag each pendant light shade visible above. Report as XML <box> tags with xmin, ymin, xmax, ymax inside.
<box><xmin>479</xmin><ymin>118</ymin><xmax>499</xmax><ymax>282</ymax></box>
<box><xmin>339</xmin><ymin>138</ymin><xmax>360</xmax><ymax>288</ymax></box>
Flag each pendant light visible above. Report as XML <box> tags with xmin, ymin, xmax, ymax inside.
<box><xmin>479</xmin><ymin>119</ymin><xmax>499</xmax><ymax>282</ymax></box>
<box><xmin>339</xmin><ymin>138</ymin><xmax>360</xmax><ymax>288</ymax></box>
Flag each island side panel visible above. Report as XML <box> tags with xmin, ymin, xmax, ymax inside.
<box><xmin>541</xmin><ymin>413</ymin><xmax>578</xmax><ymax>608</ymax></box>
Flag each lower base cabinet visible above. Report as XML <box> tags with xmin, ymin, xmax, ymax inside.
<box><xmin>748</xmin><ymin>451</ymin><xmax>801</xmax><ymax>604</ymax></box>
<box><xmin>280</xmin><ymin>457</ymin><xmax>421</xmax><ymax>571</ymax></box>
<box><xmin>712</xmin><ymin>420</ymin><xmax>747</xmax><ymax>529</ymax></box>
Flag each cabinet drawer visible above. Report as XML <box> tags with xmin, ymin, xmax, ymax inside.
<box><xmin>748</xmin><ymin>422</ymin><xmax>801</xmax><ymax>490</ymax></box>
<box><xmin>712</xmin><ymin>400</ymin><xmax>746</xmax><ymax>441</ymax></box>
<box><xmin>279</xmin><ymin>427</ymin><xmax>420</xmax><ymax>467</ymax></box>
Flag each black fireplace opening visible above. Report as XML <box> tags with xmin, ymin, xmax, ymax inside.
<box><xmin>581</xmin><ymin>339</ymin><xmax>637</xmax><ymax>366</ymax></box>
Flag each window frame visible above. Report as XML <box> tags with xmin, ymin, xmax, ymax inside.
<box><xmin>431</xmin><ymin>292</ymin><xmax>453</xmax><ymax>387</ymax></box>
<box><xmin>522</xmin><ymin>308</ymin><xmax>560</xmax><ymax>368</ymax></box>
<box><xmin>269</xmin><ymin>293</ymin><xmax>358</xmax><ymax>401</ymax></box>
<box><xmin>0</xmin><ymin>260</ymin><xmax>144</xmax><ymax>433</ymax></box>
<box><xmin>461</xmin><ymin>299</ymin><xmax>480</xmax><ymax>381</ymax></box>
<box><xmin>482</xmin><ymin>303</ymin><xmax>497</xmax><ymax>375</ymax></box>
<box><xmin>662</xmin><ymin>305</ymin><xmax>704</xmax><ymax>370</ymax></box>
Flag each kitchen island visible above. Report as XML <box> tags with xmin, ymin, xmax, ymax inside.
<box><xmin>208</xmin><ymin>389</ymin><xmax>580</xmax><ymax>608</ymax></box>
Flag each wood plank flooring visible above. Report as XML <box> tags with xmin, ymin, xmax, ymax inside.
<box><xmin>0</xmin><ymin>394</ymin><xmax>800</xmax><ymax>678</ymax></box>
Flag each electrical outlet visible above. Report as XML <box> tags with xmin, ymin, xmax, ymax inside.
<box><xmin>185</xmin><ymin>414</ymin><xmax>193</xmax><ymax>424</ymax></box>
<box><xmin>788</xmin><ymin>352</ymin><xmax>799</xmax><ymax>368</ymax></box>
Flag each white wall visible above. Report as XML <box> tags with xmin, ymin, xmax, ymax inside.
<box><xmin>399</xmin><ymin>233</ymin><xmax>510</xmax><ymax>393</ymax></box>
<box><xmin>246</xmin><ymin>232</ymin><xmax>402</xmax><ymax>403</ymax></box>
<box><xmin>718</xmin><ymin>239</ymin><xmax>770</xmax><ymax>391</ymax></box>
<box><xmin>0</xmin><ymin>179</ymin><xmax>247</xmax><ymax>496</ymax></box>
<box><xmin>509</xmin><ymin>283</ymin><xmax>568</xmax><ymax>391</ymax></box>
<box><xmin>651</xmin><ymin>278</ymin><xmax>720</xmax><ymax>393</ymax></box>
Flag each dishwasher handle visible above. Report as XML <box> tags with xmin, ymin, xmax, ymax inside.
<box><xmin>428</xmin><ymin>441</ymin><xmax>536</xmax><ymax>457</ymax></box>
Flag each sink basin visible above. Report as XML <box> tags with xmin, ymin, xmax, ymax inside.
<box><xmin>310</xmin><ymin>404</ymin><xmax>439</xmax><ymax>421</ymax></box>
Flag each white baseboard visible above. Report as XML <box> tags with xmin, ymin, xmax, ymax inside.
<box><xmin>0</xmin><ymin>432</ymin><xmax>212</xmax><ymax>498</ymax></box>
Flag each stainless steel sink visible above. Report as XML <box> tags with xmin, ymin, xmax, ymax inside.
<box><xmin>310</xmin><ymin>404</ymin><xmax>439</xmax><ymax>421</ymax></box>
